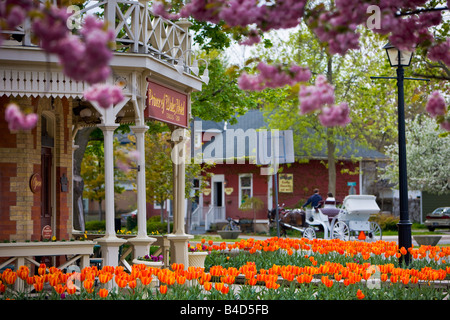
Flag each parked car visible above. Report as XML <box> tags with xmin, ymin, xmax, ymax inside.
<box><xmin>424</xmin><ymin>207</ymin><xmax>450</xmax><ymax>231</ymax></box>
<box><xmin>120</xmin><ymin>209</ymin><xmax>137</xmax><ymax>227</ymax></box>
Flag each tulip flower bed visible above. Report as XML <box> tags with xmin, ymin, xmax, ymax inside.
<box><xmin>1</xmin><ymin>237</ymin><xmax>449</xmax><ymax>300</ymax></box>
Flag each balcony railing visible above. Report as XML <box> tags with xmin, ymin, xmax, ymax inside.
<box><xmin>0</xmin><ymin>0</ymin><xmax>194</xmax><ymax>68</ymax></box>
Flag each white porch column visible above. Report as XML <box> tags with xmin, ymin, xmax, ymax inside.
<box><xmin>167</xmin><ymin>129</ymin><xmax>192</xmax><ymax>268</ymax></box>
<box><xmin>128</xmin><ymin>125</ymin><xmax>156</xmax><ymax>258</ymax></box>
<box><xmin>96</xmin><ymin>123</ymin><xmax>126</xmax><ymax>267</ymax></box>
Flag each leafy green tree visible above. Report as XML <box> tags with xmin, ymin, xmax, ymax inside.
<box><xmin>191</xmin><ymin>51</ymin><xmax>258</xmax><ymax>124</ymax></box>
<box><xmin>80</xmin><ymin>138</ymin><xmax>129</xmax><ymax>220</ymax></box>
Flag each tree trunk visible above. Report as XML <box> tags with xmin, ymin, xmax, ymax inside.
<box><xmin>98</xmin><ymin>200</ymin><xmax>103</xmax><ymax>221</ymax></box>
<box><xmin>327</xmin><ymin>131</ymin><xmax>336</xmax><ymax>196</ymax></box>
<box><xmin>73</xmin><ymin>127</ymin><xmax>96</xmax><ymax>230</ymax></box>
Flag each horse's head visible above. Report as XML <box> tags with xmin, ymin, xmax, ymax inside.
<box><xmin>268</xmin><ymin>208</ymin><xmax>276</xmax><ymax>221</ymax></box>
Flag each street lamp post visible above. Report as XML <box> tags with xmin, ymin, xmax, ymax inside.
<box><xmin>371</xmin><ymin>43</ymin><xmax>429</xmax><ymax>265</ymax></box>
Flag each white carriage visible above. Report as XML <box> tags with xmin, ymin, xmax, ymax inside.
<box><xmin>302</xmin><ymin>195</ymin><xmax>382</xmax><ymax>241</ymax></box>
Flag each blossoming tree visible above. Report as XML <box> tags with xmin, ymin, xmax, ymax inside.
<box><xmin>381</xmin><ymin>115</ymin><xmax>450</xmax><ymax>194</ymax></box>
<box><xmin>1</xmin><ymin>0</ymin><xmax>449</xmax><ymax>131</ymax></box>
<box><xmin>151</xmin><ymin>0</ymin><xmax>449</xmax><ymax>129</ymax></box>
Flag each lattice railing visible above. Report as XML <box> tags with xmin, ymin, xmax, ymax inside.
<box><xmin>0</xmin><ymin>0</ymin><xmax>194</xmax><ymax>67</ymax></box>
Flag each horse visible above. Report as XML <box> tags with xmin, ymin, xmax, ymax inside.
<box><xmin>268</xmin><ymin>206</ymin><xmax>306</xmax><ymax>237</ymax></box>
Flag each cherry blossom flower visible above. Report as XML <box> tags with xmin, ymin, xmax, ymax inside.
<box><xmin>427</xmin><ymin>39</ymin><xmax>450</xmax><ymax>67</ymax></box>
<box><xmin>440</xmin><ymin>120</ymin><xmax>450</xmax><ymax>131</ymax></box>
<box><xmin>299</xmin><ymin>75</ymin><xmax>335</xmax><ymax>114</ymax></box>
<box><xmin>4</xmin><ymin>103</ymin><xmax>38</xmax><ymax>132</ymax></box>
<box><xmin>83</xmin><ymin>84</ymin><xmax>125</xmax><ymax>109</ymax></box>
<box><xmin>238</xmin><ymin>62</ymin><xmax>311</xmax><ymax>91</ymax></box>
<box><xmin>31</xmin><ymin>5</ymin><xmax>71</xmax><ymax>53</ymax></box>
<box><xmin>318</xmin><ymin>103</ymin><xmax>352</xmax><ymax>127</ymax></box>
<box><xmin>426</xmin><ymin>91</ymin><xmax>447</xmax><ymax>117</ymax></box>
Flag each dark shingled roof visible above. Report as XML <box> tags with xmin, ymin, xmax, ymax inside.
<box><xmin>194</xmin><ymin>109</ymin><xmax>386</xmax><ymax>161</ymax></box>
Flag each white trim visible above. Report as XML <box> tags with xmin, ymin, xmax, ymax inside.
<box><xmin>267</xmin><ymin>175</ymin><xmax>273</xmax><ymax>211</ymax></box>
<box><xmin>238</xmin><ymin>173</ymin><xmax>253</xmax><ymax>206</ymax></box>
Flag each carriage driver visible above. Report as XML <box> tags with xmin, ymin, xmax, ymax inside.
<box><xmin>302</xmin><ymin>188</ymin><xmax>322</xmax><ymax>210</ymax></box>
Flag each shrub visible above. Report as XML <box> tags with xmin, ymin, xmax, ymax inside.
<box><xmin>126</xmin><ymin>215</ymin><xmax>137</xmax><ymax>231</ymax></box>
<box><xmin>147</xmin><ymin>215</ymin><xmax>173</xmax><ymax>234</ymax></box>
<box><xmin>370</xmin><ymin>213</ymin><xmax>399</xmax><ymax>231</ymax></box>
<box><xmin>85</xmin><ymin>220</ymin><xmax>105</xmax><ymax>231</ymax></box>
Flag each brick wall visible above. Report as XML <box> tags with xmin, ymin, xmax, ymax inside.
<box><xmin>0</xmin><ymin>95</ymin><xmax>73</xmax><ymax>241</ymax></box>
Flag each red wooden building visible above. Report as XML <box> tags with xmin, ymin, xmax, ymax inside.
<box><xmin>189</xmin><ymin>109</ymin><xmax>386</xmax><ymax>233</ymax></box>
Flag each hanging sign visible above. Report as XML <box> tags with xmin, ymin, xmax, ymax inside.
<box><xmin>145</xmin><ymin>80</ymin><xmax>188</xmax><ymax>128</ymax></box>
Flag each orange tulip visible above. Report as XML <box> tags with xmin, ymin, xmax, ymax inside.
<box><xmin>204</xmin><ymin>281</ymin><xmax>212</xmax><ymax>291</ymax></box>
<box><xmin>33</xmin><ymin>281</ymin><xmax>44</xmax><ymax>292</ymax></box>
<box><xmin>390</xmin><ymin>275</ymin><xmax>398</xmax><ymax>284</ymax></box>
<box><xmin>356</xmin><ymin>289</ymin><xmax>365</xmax><ymax>300</ymax></box>
<box><xmin>140</xmin><ymin>276</ymin><xmax>152</xmax><ymax>286</ymax></box>
<box><xmin>215</xmin><ymin>282</ymin><xmax>224</xmax><ymax>292</ymax></box>
<box><xmin>201</xmin><ymin>273</ymin><xmax>212</xmax><ymax>283</ymax></box>
<box><xmin>128</xmin><ymin>279</ymin><xmax>137</xmax><ymax>289</ymax></box>
<box><xmin>4</xmin><ymin>272</ymin><xmax>17</xmax><ymax>285</ymax></box>
<box><xmin>221</xmin><ymin>284</ymin><xmax>230</xmax><ymax>294</ymax></box>
<box><xmin>54</xmin><ymin>284</ymin><xmax>66</xmax><ymax>295</ymax></box>
<box><xmin>83</xmin><ymin>279</ymin><xmax>95</xmax><ymax>293</ymax></box>
<box><xmin>159</xmin><ymin>284</ymin><xmax>168</xmax><ymax>294</ymax></box>
<box><xmin>98</xmin><ymin>272</ymin><xmax>112</xmax><ymax>284</ymax></box>
<box><xmin>17</xmin><ymin>266</ymin><xmax>29</xmax><ymax>280</ymax></box>
<box><xmin>48</xmin><ymin>274</ymin><xmax>59</xmax><ymax>287</ymax></box>
<box><xmin>66</xmin><ymin>284</ymin><xmax>77</xmax><ymax>295</ymax></box>
<box><xmin>26</xmin><ymin>276</ymin><xmax>35</xmax><ymax>285</ymax></box>
<box><xmin>98</xmin><ymin>288</ymin><xmax>109</xmax><ymax>298</ymax></box>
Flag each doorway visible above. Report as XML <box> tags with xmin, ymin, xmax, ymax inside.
<box><xmin>40</xmin><ymin>113</ymin><xmax>54</xmax><ymax>239</ymax></box>
<box><xmin>40</xmin><ymin>147</ymin><xmax>52</xmax><ymax>237</ymax></box>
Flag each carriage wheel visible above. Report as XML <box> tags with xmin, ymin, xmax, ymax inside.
<box><xmin>332</xmin><ymin>221</ymin><xmax>350</xmax><ymax>241</ymax></box>
<box><xmin>302</xmin><ymin>227</ymin><xmax>316</xmax><ymax>240</ymax></box>
<box><xmin>368</xmin><ymin>221</ymin><xmax>382</xmax><ymax>241</ymax></box>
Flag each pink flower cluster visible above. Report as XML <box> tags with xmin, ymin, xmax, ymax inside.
<box><xmin>4</xmin><ymin>103</ymin><xmax>38</xmax><ymax>132</ymax></box>
<box><xmin>238</xmin><ymin>62</ymin><xmax>311</xmax><ymax>91</ymax></box>
<box><xmin>299</xmin><ymin>75</ymin><xmax>351</xmax><ymax>127</ymax></box>
<box><xmin>426</xmin><ymin>91</ymin><xmax>449</xmax><ymax>131</ymax></box>
<box><xmin>32</xmin><ymin>10</ymin><xmax>114</xmax><ymax>85</ymax></box>
<box><xmin>0</xmin><ymin>0</ymin><xmax>33</xmax><ymax>28</ymax></box>
<box><xmin>426</xmin><ymin>91</ymin><xmax>447</xmax><ymax>117</ymax></box>
<box><xmin>116</xmin><ymin>150</ymin><xmax>140</xmax><ymax>173</ymax></box>
<box><xmin>318</xmin><ymin>103</ymin><xmax>351</xmax><ymax>127</ymax></box>
<box><xmin>152</xmin><ymin>0</ymin><xmax>449</xmax><ymax>66</ymax></box>
<box><xmin>310</xmin><ymin>0</ymin><xmax>368</xmax><ymax>55</ymax></box>
<box><xmin>83</xmin><ymin>84</ymin><xmax>125</xmax><ymax>110</ymax></box>
<box><xmin>298</xmin><ymin>75</ymin><xmax>335</xmax><ymax>114</ymax></box>
<box><xmin>427</xmin><ymin>39</ymin><xmax>450</xmax><ymax>67</ymax></box>
<box><xmin>383</xmin><ymin>12</ymin><xmax>440</xmax><ymax>52</ymax></box>
<box><xmin>153</xmin><ymin>0</ymin><xmax>306</xmax><ymax>31</ymax></box>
